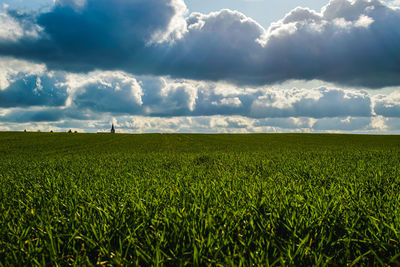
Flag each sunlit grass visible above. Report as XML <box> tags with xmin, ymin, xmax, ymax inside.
<box><xmin>0</xmin><ymin>133</ymin><xmax>399</xmax><ymax>265</ymax></box>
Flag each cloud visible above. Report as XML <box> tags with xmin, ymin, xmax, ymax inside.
<box><xmin>0</xmin><ymin>10</ymin><xmax>42</xmax><ymax>42</ymax></box>
<box><xmin>0</xmin><ymin>58</ymin><xmax>67</xmax><ymax>108</ymax></box>
<box><xmin>250</xmin><ymin>88</ymin><xmax>372</xmax><ymax>118</ymax></box>
<box><xmin>0</xmin><ymin>57</ymin><xmax>46</xmax><ymax>89</ymax></box>
<box><xmin>373</xmin><ymin>91</ymin><xmax>400</xmax><ymax>117</ymax></box>
<box><xmin>4</xmin><ymin>56</ymin><xmax>400</xmax><ymax>125</ymax></box>
<box><xmin>260</xmin><ymin>0</ymin><xmax>400</xmax><ymax>88</ymax></box>
<box><xmin>1</xmin><ymin>54</ymin><xmax>399</xmax><ymax>135</ymax></box>
<box><xmin>76</xmin><ymin>115</ymin><xmax>400</xmax><ymax>134</ymax></box>
<box><xmin>312</xmin><ymin>116</ymin><xmax>371</xmax><ymax>131</ymax></box>
<box><xmin>1</xmin><ymin>108</ymin><xmax>67</xmax><ymax>123</ymax></box>
<box><xmin>5</xmin><ymin>113</ymin><xmax>400</xmax><ymax>133</ymax></box>
<box><xmin>0</xmin><ymin>62</ymin><xmax>380</xmax><ymax>120</ymax></box>
<box><xmin>139</xmin><ymin>78</ymin><xmax>199</xmax><ymax>116</ymax></box>
<box><xmin>0</xmin><ymin>0</ymin><xmax>399</xmax><ymax>88</ymax></box>
<box><xmin>0</xmin><ymin>0</ymin><xmax>187</xmax><ymax>73</ymax></box>
<box><xmin>0</xmin><ymin>106</ymin><xmax>97</xmax><ymax>123</ymax></box>
<box><xmin>162</xmin><ymin>9</ymin><xmax>267</xmax><ymax>83</ymax></box>
<box><xmin>389</xmin><ymin>0</ymin><xmax>400</xmax><ymax>7</ymax></box>
<box><xmin>62</xmin><ymin>71</ymin><xmax>144</xmax><ymax>114</ymax></box>
<box><xmin>0</xmin><ymin>75</ymin><xmax>68</xmax><ymax>108</ymax></box>
<box><xmin>369</xmin><ymin>115</ymin><xmax>389</xmax><ymax>130</ymax></box>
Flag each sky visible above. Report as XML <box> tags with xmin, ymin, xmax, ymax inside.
<box><xmin>0</xmin><ymin>0</ymin><xmax>399</xmax><ymax>133</ymax></box>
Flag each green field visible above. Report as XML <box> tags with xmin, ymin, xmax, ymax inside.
<box><xmin>1</xmin><ymin>133</ymin><xmax>399</xmax><ymax>266</ymax></box>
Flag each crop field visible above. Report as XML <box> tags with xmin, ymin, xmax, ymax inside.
<box><xmin>0</xmin><ymin>132</ymin><xmax>400</xmax><ymax>266</ymax></box>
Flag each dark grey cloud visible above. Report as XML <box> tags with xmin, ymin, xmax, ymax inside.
<box><xmin>373</xmin><ymin>92</ymin><xmax>400</xmax><ymax>117</ymax></box>
<box><xmin>250</xmin><ymin>88</ymin><xmax>372</xmax><ymax>118</ymax></box>
<box><xmin>162</xmin><ymin>10</ymin><xmax>266</xmax><ymax>83</ymax></box>
<box><xmin>1</xmin><ymin>57</ymin><xmax>399</xmax><ymax>125</ymax></box>
<box><xmin>0</xmin><ymin>0</ymin><xmax>186</xmax><ymax>72</ymax></box>
<box><xmin>0</xmin><ymin>67</ymin><xmax>378</xmax><ymax>120</ymax></box>
<box><xmin>266</xmin><ymin>0</ymin><xmax>400</xmax><ymax>88</ymax></box>
<box><xmin>1</xmin><ymin>0</ymin><xmax>400</xmax><ymax>88</ymax></box>
<box><xmin>312</xmin><ymin>117</ymin><xmax>371</xmax><ymax>131</ymax></box>
<box><xmin>0</xmin><ymin>108</ymin><xmax>65</xmax><ymax>123</ymax></box>
<box><xmin>375</xmin><ymin>104</ymin><xmax>400</xmax><ymax>117</ymax></box>
<box><xmin>0</xmin><ymin>73</ymin><xmax>67</xmax><ymax>108</ymax></box>
<box><xmin>0</xmin><ymin>107</ymin><xmax>94</xmax><ymax>123</ymax></box>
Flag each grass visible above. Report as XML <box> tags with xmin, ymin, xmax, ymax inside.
<box><xmin>0</xmin><ymin>132</ymin><xmax>399</xmax><ymax>265</ymax></box>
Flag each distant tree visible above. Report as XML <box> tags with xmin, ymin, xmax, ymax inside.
<box><xmin>68</xmin><ymin>129</ymin><xmax>72</xmax><ymax>133</ymax></box>
<box><xmin>50</xmin><ymin>130</ymin><xmax>53</xmax><ymax>133</ymax></box>
<box><xmin>24</xmin><ymin>129</ymin><xmax>27</xmax><ymax>132</ymax></box>
<box><xmin>74</xmin><ymin>131</ymin><xmax>78</xmax><ymax>133</ymax></box>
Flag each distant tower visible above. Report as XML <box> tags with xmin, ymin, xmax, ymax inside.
<box><xmin>111</xmin><ymin>124</ymin><xmax>115</xmax><ymax>134</ymax></box>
